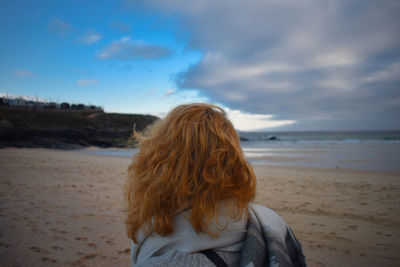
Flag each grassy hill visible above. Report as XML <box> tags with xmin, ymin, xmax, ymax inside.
<box><xmin>0</xmin><ymin>107</ymin><xmax>158</xmax><ymax>149</ymax></box>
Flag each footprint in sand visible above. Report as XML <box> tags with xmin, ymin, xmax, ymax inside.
<box><xmin>53</xmin><ymin>234</ymin><xmax>69</xmax><ymax>241</ymax></box>
<box><xmin>347</xmin><ymin>225</ymin><xmax>358</xmax><ymax>230</ymax></box>
<box><xmin>55</xmin><ymin>228</ymin><xmax>67</xmax><ymax>233</ymax></box>
<box><xmin>42</xmin><ymin>257</ymin><xmax>57</xmax><ymax>263</ymax></box>
<box><xmin>87</xmin><ymin>243</ymin><xmax>97</xmax><ymax>248</ymax></box>
<box><xmin>376</xmin><ymin>243</ymin><xmax>394</xmax><ymax>250</ymax></box>
<box><xmin>30</xmin><ymin>246</ymin><xmax>41</xmax><ymax>252</ymax></box>
<box><xmin>0</xmin><ymin>242</ymin><xmax>10</xmax><ymax>248</ymax></box>
<box><xmin>118</xmin><ymin>248</ymin><xmax>130</xmax><ymax>254</ymax></box>
<box><xmin>50</xmin><ymin>228</ymin><xmax>67</xmax><ymax>234</ymax></box>
<box><xmin>83</xmin><ymin>253</ymin><xmax>98</xmax><ymax>260</ymax></box>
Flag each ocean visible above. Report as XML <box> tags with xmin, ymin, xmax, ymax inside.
<box><xmin>82</xmin><ymin>131</ymin><xmax>400</xmax><ymax>172</ymax></box>
<box><xmin>239</xmin><ymin>131</ymin><xmax>400</xmax><ymax>171</ymax></box>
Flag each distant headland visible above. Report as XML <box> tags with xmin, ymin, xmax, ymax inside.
<box><xmin>0</xmin><ymin>96</ymin><xmax>158</xmax><ymax>149</ymax></box>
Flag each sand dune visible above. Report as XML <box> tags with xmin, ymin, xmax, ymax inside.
<box><xmin>0</xmin><ymin>148</ymin><xmax>399</xmax><ymax>266</ymax></box>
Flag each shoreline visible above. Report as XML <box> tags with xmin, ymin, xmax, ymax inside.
<box><xmin>2</xmin><ymin>138</ymin><xmax>400</xmax><ymax>172</ymax></box>
<box><xmin>0</xmin><ymin>148</ymin><xmax>399</xmax><ymax>266</ymax></box>
<box><xmin>81</xmin><ymin>145</ymin><xmax>400</xmax><ymax>173</ymax></box>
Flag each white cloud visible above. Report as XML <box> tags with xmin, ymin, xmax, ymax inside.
<box><xmin>226</xmin><ymin>108</ymin><xmax>296</xmax><ymax>131</ymax></box>
<box><xmin>77</xmin><ymin>79</ymin><xmax>99</xmax><ymax>86</ymax></box>
<box><xmin>50</xmin><ymin>18</ymin><xmax>103</xmax><ymax>45</ymax></box>
<box><xmin>312</xmin><ymin>50</ymin><xmax>359</xmax><ymax>68</ymax></box>
<box><xmin>153</xmin><ymin>111</ymin><xmax>168</xmax><ymax>118</ymax></box>
<box><xmin>165</xmin><ymin>89</ymin><xmax>175</xmax><ymax>96</ymax></box>
<box><xmin>97</xmin><ymin>37</ymin><xmax>172</xmax><ymax>60</ymax></box>
<box><xmin>80</xmin><ymin>31</ymin><xmax>102</xmax><ymax>44</ymax></box>
<box><xmin>194</xmin><ymin>58</ymin><xmax>298</xmax><ymax>88</ymax></box>
<box><xmin>14</xmin><ymin>69</ymin><xmax>34</xmax><ymax>77</ymax></box>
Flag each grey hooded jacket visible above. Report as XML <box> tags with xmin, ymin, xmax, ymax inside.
<box><xmin>131</xmin><ymin>204</ymin><xmax>306</xmax><ymax>267</ymax></box>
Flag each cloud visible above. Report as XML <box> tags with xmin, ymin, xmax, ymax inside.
<box><xmin>79</xmin><ymin>31</ymin><xmax>102</xmax><ymax>44</ymax></box>
<box><xmin>97</xmin><ymin>37</ymin><xmax>173</xmax><ymax>60</ymax></box>
<box><xmin>136</xmin><ymin>0</ymin><xmax>400</xmax><ymax>130</ymax></box>
<box><xmin>14</xmin><ymin>69</ymin><xmax>34</xmax><ymax>77</ymax></box>
<box><xmin>49</xmin><ymin>18</ymin><xmax>75</xmax><ymax>38</ymax></box>
<box><xmin>50</xmin><ymin>18</ymin><xmax>102</xmax><ymax>45</ymax></box>
<box><xmin>77</xmin><ymin>79</ymin><xmax>99</xmax><ymax>86</ymax></box>
<box><xmin>226</xmin><ymin>108</ymin><xmax>296</xmax><ymax>132</ymax></box>
<box><xmin>165</xmin><ymin>89</ymin><xmax>175</xmax><ymax>96</ymax></box>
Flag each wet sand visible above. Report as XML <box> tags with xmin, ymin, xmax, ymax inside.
<box><xmin>0</xmin><ymin>148</ymin><xmax>399</xmax><ymax>266</ymax></box>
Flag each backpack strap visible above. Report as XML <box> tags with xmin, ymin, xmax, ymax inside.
<box><xmin>200</xmin><ymin>249</ymin><xmax>228</xmax><ymax>267</ymax></box>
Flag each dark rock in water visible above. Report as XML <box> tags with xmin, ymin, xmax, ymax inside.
<box><xmin>260</xmin><ymin>135</ymin><xmax>279</xmax><ymax>141</ymax></box>
<box><xmin>268</xmin><ymin>135</ymin><xmax>279</xmax><ymax>140</ymax></box>
<box><xmin>240</xmin><ymin>136</ymin><xmax>248</xmax><ymax>141</ymax></box>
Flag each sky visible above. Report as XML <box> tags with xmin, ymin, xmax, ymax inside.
<box><xmin>1</xmin><ymin>0</ymin><xmax>399</xmax><ymax>131</ymax></box>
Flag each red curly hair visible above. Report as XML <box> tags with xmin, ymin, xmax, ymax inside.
<box><xmin>124</xmin><ymin>103</ymin><xmax>256</xmax><ymax>243</ymax></box>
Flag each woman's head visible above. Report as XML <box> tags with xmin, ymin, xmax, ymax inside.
<box><xmin>125</xmin><ymin>103</ymin><xmax>256</xmax><ymax>243</ymax></box>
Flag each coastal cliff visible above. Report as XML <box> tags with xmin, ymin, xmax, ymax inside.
<box><xmin>0</xmin><ymin>107</ymin><xmax>158</xmax><ymax>149</ymax></box>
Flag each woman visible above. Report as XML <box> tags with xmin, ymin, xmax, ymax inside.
<box><xmin>124</xmin><ymin>103</ymin><xmax>306</xmax><ymax>267</ymax></box>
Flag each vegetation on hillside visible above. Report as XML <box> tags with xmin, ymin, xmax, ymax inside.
<box><xmin>0</xmin><ymin>107</ymin><xmax>158</xmax><ymax>149</ymax></box>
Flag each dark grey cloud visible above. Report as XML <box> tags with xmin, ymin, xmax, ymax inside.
<box><xmin>97</xmin><ymin>37</ymin><xmax>172</xmax><ymax>60</ymax></box>
<box><xmin>133</xmin><ymin>0</ymin><xmax>400</xmax><ymax>130</ymax></box>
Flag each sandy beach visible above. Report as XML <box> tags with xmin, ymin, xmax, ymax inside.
<box><xmin>0</xmin><ymin>148</ymin><xmax>399</xmax><ymax>266</ymax></box>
